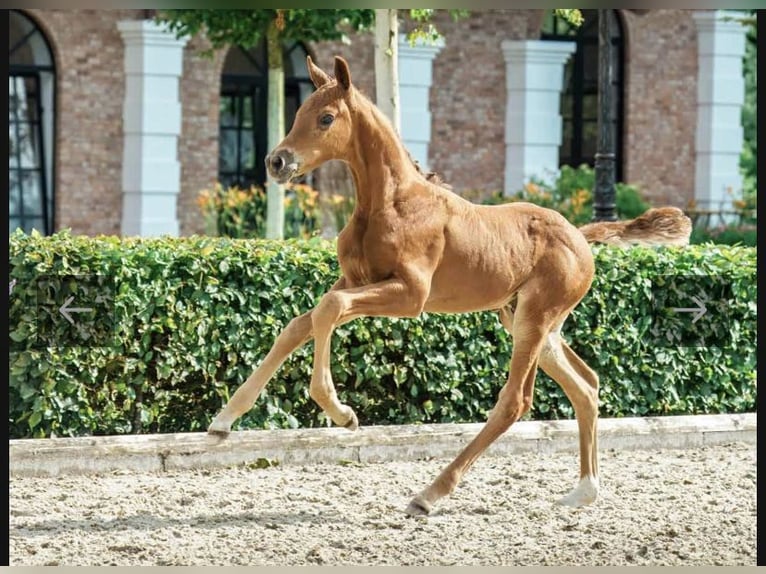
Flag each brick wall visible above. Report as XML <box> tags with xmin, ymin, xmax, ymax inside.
<box><xmin>178</xmin><ymin>38</ymin><xmax>226</xmax><ymax>236</ymax></box>
<box><xmin>311</xmin><ymin>10</ymin><xmax>540</xmax><ymax>197</ymax></box>
<box><xmin>311</xmin><ymin>33</ymin><xmax>376</xmax><ymax>104</ymax></box>
<box><xmin>29</xmin><ymin>9</ymin><xmax>139</xmax><ymax>236</ymax></box>
<box><xmin>620</xmin><ymin>10</ymin><xmax>699</xmax><ymax>207</ymax></box>
<box><xmin>427</xmin><ymin>10</ymin><xmax>538</xmax><ymax>194</ymax></box>
<box><xmin>23</xmin><ymin>9</ymin><xmax>704</xmax><ymax>237</ymax></box>
<box><xmin>27</xmin><ymin>9</ymin><xmax>226</xmax><ymax>236</ymax></box>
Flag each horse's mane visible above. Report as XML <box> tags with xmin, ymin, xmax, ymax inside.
<box><xmin>406</xmin><ymin>152</ymin><xmax>452</xmax><ymax>190</ymax></box>
<box><xmin>355</xmin><ymin>86</ymin><xmax>452</xmax><ymax>191</ymax></box>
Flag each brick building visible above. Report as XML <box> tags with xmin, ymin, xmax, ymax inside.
<box><xmin>8</xmin><ymin>9</ymin><xmax>748</xmax><ymax>237</ymax></box>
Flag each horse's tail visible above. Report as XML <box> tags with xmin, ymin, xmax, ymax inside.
<box><xmin>578</xmin><ymin>206</ymin><xmax>692</xmax><ymax>247</ymax></box>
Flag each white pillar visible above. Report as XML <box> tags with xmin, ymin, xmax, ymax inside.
<box><xmin>692</xmin><ymin>11</ymin><xmax>747</xmax><ymax>215</ymax></box>
<box><xmin>118</xmin><ymin>20</ymin><xmax>188</xmax><ymax>236</ymax></box>
<box><xmin>501</xmin><ymin>40</ymin><xmax>575</xmax><ymax>196</ymax></box>
<box><xmin>398</xmin><ymin>35</ymin><xmax>444</xmax><ymax>170</ymax></box>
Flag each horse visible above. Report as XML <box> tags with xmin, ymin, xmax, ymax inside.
<box><xmin>208</xmin><ymin>55</ymin><xmax>692</xmax><ymax>516</ymax></box>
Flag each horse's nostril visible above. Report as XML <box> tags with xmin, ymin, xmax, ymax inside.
<box><xmin>270</xmin><ymin>154</ymin><xmax>285</xmax><ymax>172</ymax></box>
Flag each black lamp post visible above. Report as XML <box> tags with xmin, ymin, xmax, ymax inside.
<box><xmin>593</xmin><ymin>9</ymin><xmax>617</xmax><ymax>222</ymax></box>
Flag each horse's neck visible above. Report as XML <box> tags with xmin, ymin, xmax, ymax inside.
<box><xmin>347</xmin><ymin>100</ymin><xmax>418</xmax><ymax>215</ymax></box>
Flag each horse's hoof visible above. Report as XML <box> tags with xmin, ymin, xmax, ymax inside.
<box><xmin>405</xmin><ymin>496</ymin><xmax>431</xmax><ymax>517</ymax></box>
<box><xmin>343</xmin><ymin>410</ymin><xmax>359</xmax><ymax>432</ymax></box>
<box><xmin>207</xmin><ymin>418</ymin><xmax>232</xmax><ymax>438</ymax></box>
<box><xmin>557</xmin><ymin>476</ymin><xmax>599</xmax><ymax>508</ymax></box>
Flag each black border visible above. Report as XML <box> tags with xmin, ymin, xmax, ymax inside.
<box><xmin>3</xmin><ymin>9</ymin><xmax>13</xmax><ymax>567</ymax></box>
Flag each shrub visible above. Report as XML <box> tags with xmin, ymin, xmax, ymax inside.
<box><xmin>197</xmin><ymin>182</ymin><xmax>322</xmax><ymax>239</ymax></box>
<box><xmin>690</xmin><ymin>224</ymin><xmax>757</xmax><ymax>247</ymax></box>
<box><xmin>9</xmin><ymin>230</ymin><xmax>756</xmax><ymax>438</ymax></box>
<box><xmin>740</xmin><ymin>16</ymin><xmax>756</xmax><ymax>209</ymax></box>
<box><xmin>481</xmin><ymin>164</ymin><xmax>650</xmax><ymax>226</ymax></box>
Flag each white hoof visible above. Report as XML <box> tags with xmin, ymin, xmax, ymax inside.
<box><xmin>207</xmin><ymin>414</ymin><xmax>233</xmax><ymax>437</ymax></box>
<box><xmin>557</xmin><ymin>475</ymin><xmax>599</xmax><ymax>507</ymax></box>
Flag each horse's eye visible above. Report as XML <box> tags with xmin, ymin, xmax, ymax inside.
<box><xmin>319</xmin><ymin>114</ymin><xmax>334</xmax><ymax>127</ymax></box>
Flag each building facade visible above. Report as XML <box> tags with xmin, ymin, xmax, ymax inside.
<box><xmin>8</xmin><ymin>9</ymin><xmax>748</xmax><ymax>237</ymax></box>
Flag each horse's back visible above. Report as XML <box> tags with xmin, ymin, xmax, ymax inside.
<box><xmin>426</xmin><ymin>200</ymin><xmax>594</xmax><ymax>313</ymax></box>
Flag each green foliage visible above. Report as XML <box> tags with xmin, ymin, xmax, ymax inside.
<box><xmin>157</xmin><ymin>8</ymin><xmax>470</xmax><ymax>53</ymax></box>
<box><xmin>481</xmin><ymin>164</ymin><xmax>650</xmax><ymax>226</ymax></box>
<box><xmin>9</xmin><ymin>230</ymin><xmax>756</xmax><ymax>438</ymax></box>
<box><xmin>553</xmin><ymin>9</ymin><xmax>584</xmax><ymax>27</ymax></box>
<box><xmin>406</xmin><ymin>9</ymin><xmax>470</xmax><ymax>45</ymax></box>
<box><xmin>155</xmin><ymin>9</ymin><xmax>376</xmax><ymax>52</ymax></box>
<box><xmin>690</xmin><ymin>224</ymin><xmax>757</xmax><ymax>247</ymax></box>
<box><xmin>197</xmin><ymin>183</ymin><xmax>323</xmax><ymax>239</ymax></box>
<box><xmin>740</xmin><ymin>16</ymin><xmax>756</xmax><ymax>210</ymax></box>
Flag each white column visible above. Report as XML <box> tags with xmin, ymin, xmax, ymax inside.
<box><xmin>692</xmin><ymin>11</ymin><xmax>747</xmax><ymax>215</ymax></box>
<box><xmin>398</xmin><ymin>35</ymin><xmax>444</xmax><ymax>170</ymax></box>
<box><xmin>501</xmin><ymin>40</ymin><xmax>575</xmax><ymax>196</ymax></box>
<box><xmin>118</xmin><ymin>20</ymin><xmax>188</xmax><ymax>236</ymax></box>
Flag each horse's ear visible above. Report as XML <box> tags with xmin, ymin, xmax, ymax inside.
<box><xmin>307</xmin><ymin>55</ymin><xmax>331</xmax><ymax>89</ymax></box>
<box><xmin>333</xmin><ymin>56</ymin><xmax>352</xmax><ymax>91</ymax></box>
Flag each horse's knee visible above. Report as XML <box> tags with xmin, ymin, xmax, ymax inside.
<box><xmin>313</xmin><ymin>292</ymin><xmax>345</xmax><ymax>328</ymax></box>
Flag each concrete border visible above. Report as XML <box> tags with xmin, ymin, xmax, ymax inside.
<box><xmin>9</xmin><ymin>413</ymin><xmax>756</xmax><ymax>477</ymax></box>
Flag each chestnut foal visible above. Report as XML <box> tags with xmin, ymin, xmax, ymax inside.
<box><xmin>208</xmin><ymin>56</ymin><xmax>689</xmax><ymax>516</ymax></box>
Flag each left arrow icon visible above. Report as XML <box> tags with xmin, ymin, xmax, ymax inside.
<box><xmin>59</xmin><ymin>296</ymin><xmax>93</xmax><ymax>325</ymax></box>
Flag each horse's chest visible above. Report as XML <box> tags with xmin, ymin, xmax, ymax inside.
<box><xmin>337</xmin><ymin>217</ymin><xmax>399</xmax><ymax>287</ymax></box>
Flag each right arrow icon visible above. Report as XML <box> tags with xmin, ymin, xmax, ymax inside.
<box><xmin>670</xmin><ymin>295</ymin><xmax>707</xmax><ymax>324</ymax></box>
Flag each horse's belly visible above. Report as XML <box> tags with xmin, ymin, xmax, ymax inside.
<box><xmin>425</xmin><ymin>267</ymin><xmax>519</xmax><ymax>314</ymax></box>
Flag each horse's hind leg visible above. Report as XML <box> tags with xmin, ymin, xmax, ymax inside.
<box><xmin>406</xmin><ymin>296</ymin><xmax>559</xmax><ymax>516</ymax></box>
<box><xmin>500</xmin><ymin>306</ymin><xmax>600</xmax><ymax>507</ymax></box>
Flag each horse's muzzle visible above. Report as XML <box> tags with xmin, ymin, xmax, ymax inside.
<box><xmin>266</xmin><ymin>148</ymin><xmax>299</xmax><ymax>184</ymax></box>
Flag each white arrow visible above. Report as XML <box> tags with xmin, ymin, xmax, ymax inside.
<box><xmin>671</xmin><ymin>295</ymin><xmax>707</xmax><ymax>324</ymax></box>
<box><xmin>59</xmin><ymin>296</ymin><xmax>93</xmax><ymax>325</ymax></box>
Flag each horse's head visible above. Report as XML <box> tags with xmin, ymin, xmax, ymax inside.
<box><xmin>266</xmin><ymin>56</ymin><xmax>355</xmax><ymax>184</ymax></box>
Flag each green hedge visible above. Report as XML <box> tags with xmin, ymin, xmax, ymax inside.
<box><xmin>690</xmin><ymin>224</ymin><xmax>757</xmax><ymax>247</ymax></box>
<box><xmin>9</xmin><ymin>229</ymin><xmax>757</xmax><ymax>438</ymax></box>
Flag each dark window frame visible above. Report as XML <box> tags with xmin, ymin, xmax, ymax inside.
<box><xmin>219</xmin><ymin>41</ymin><xmax>313</xmax><ymax>190</ymax></box>
<box><xmin>9</xmin><ymin>9</ymin><xmax>56</xmax><ymax>236</ymax></box>
<box><xmin>541</xmin><ymin>9</ymin><xmax>625</xmax><ymax>182</ymax></box>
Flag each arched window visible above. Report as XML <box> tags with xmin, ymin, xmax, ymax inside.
<box><xmin>9</xmin><ymin>10</ymin><xmax>56</xmax><ymax>235</ymax></box>
<box><xmin>541</xmin><ymin>10</ymin><xmax>624</xmax><ymax>181</ymax></box>
<box><xmin>219</xmin><ymin>40</ymin><xmax>313</xmax><ymax>190</ymax></box>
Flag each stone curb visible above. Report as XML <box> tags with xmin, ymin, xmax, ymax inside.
<box><xmin>9</xmin><ymin>413</ymin><xmax>756</xmax><ymax>477</ymax></box>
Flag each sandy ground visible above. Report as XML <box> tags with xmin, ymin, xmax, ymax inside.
<box><xmin>9</xmin><ymin>440</ymin><xmax>756</xmax><ymax>566</ymax></box>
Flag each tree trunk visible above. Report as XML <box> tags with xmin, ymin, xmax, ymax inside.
<box><xmin>374</xmin><ymin>9</ymin><xmax>400</xmax><ymax>134</ymax></box>
<box><xmin>266</xmin><ymin>20</ymin><xmax>285</xmax><ymax>239</ymax></box>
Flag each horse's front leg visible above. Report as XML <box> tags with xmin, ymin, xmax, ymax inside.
<box><xmin>308</xmin><ymin>274</ymin><xmax>430</xmax><ymax>429</ymax></box>
<box><xmin>208</xmin><ymin>277</ymin><xmax>346</xmax><ymax>436</ymax></box>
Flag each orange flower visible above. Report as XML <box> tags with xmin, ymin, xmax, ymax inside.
<box><xmin>571</xmin><ymin>188</ymin><xmax>590</xmax><ymax>210</ymax></box>
<box><xmin>524</xmin><ymin>182</ymin><xmax>541</xmax><ymax>196</ymax></box>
